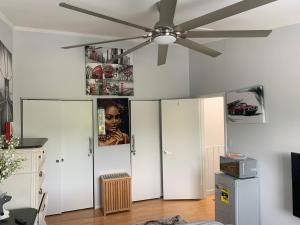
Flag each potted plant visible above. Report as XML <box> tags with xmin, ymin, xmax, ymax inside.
<box><xmin>0</xmin><ymin>135</ymin><xmax>24</xmax><ymax>220</ymax></box>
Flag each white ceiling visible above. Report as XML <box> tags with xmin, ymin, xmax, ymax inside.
<box><xmin>0</xmin><ymin>0</ymin><xmax>300</xmax><ymax>39</ymax></box>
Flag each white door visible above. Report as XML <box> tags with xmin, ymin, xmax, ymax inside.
<box><xmin>161</xmin><ymin>99</ymin><xmax>204</xmax><ymax>199</ymax></box>
<box><xmin>22</xmin><ymin>100</ymin><xmax>94</xmax><ymax>215</ymax></box>
<box><xmin>23</xmin><ymin>100</ymin><xmax>62</xmax><ymax>215</ymax></box>
<box><xmin>61</xmin><ymin>101</ymin><xmax>93</xmax><ymax>212</ymax></box>
<box><xmin>131</xmin><ymin>101</ymin><xmax>161</xmax><ymax>201</ymax></box>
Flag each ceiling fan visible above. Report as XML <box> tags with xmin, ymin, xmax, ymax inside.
<box><xmin>59</xmin><ymin>0</ymin><xmax>277</xmax><ymax>66</ymax></box>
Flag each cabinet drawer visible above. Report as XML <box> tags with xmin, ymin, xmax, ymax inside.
<box><xmin>16</xmin><ymin>151</ymin><xmax>33</xmax><ymax>173</ymax></box>
<box><xmin>37</xmin><ymin>170</ymin><xmax>45</xmax><ymax>188</ymax></box>
<box><xmin>16</xmin><ymin>148</ymin><xmax>46</xmax><ymax>173</ymax></box>
<box><xmin>36</xmin><ymin>149</ymin><xmax>46</xmax><ymax>171</ymax></box>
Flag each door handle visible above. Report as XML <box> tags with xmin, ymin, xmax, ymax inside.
<box><xmin>131</xmin><ymin>135</ymin><xmax>136</xmax><ymax>155</ymax></box>
<box><xmin>88</xmin><ymin>137</ymin><xmax>93</xmax><ymax>157</ymax></box>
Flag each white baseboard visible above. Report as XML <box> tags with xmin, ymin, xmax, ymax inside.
<box><xmin>206</xmin><ymin>189</ymin><xmax>215</xmax><ymax>196</ymax></box>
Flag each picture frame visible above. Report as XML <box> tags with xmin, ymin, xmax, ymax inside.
<box><xmin>86</xmin><ymin>46</ymin><xmax>134</xmax><ymax>96</ymax></box>
<box><xmin>226</xmin><ymin>85</ymin><xmax>266</xmax><ymax>123</ymax></box>
<box><xmin>97</xmin><ymin>98</ymin><xmax>130</xmax><ymax>147</ymax></box>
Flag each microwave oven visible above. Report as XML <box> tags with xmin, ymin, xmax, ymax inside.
<box><xmin>220</xmin><ymin>156</ymin><xmax>257</xmax><ymax>179</ymax></box>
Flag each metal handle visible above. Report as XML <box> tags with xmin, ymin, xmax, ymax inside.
<box><xmin>88</xmin><ymin>137</ymin><xmax>93</xmax><ymax>157</ymax></box>
<box><xmin>56</xmin><ymin>159</ymin><xmax>59</xmax><ymax>163</ymax></box>
<box><xmin>39</xmin><ymin>188</ymin><xmax>43</xmax><ymax>195</ymax></box>
<box><xmin>61</xmin><ymin>158</ymin><xmax>64</xmax><ymax>162</ymax></box>
<box><xmin>131</xmin><ymin>135</ymin><xmax>136</xmax><ymax>155</ymax></box>
<box><xmin>39</xmin><ymin>171</ymin><xmax>43</xmax><ymax>177</ymax></box>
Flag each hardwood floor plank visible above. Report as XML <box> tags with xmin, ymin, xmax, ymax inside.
<box><xmin>46</xmin><ymin>196</ymin><xmax>215</xmax><ymax>225</ymax></box>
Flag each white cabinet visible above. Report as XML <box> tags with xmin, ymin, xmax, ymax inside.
<box><xmin>0</xmin><ymin>146</ymin><xmax>47</xmax><ymax>225</ymax></box>
<box><xmin>22</xmin><ymin>100</ymin><xmax>94</xmax><ymax>215</ymax></box>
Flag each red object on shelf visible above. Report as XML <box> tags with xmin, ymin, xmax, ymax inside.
<box><xmin>4</xmin><ymin>122</ymin><xmax>12</xmax><ymax>141</ymax></box>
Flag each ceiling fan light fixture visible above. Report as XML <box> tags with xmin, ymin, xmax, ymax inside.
<box><xmin>153</xmin><ymin>34</ymin><xmax>176</xmax><ymax>45</ymax></box>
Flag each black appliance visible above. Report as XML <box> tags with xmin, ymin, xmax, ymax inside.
<box><xmin>291</xmin><ymin>152</ymin><xmax>300</xmax><ymax>218</ymax></box>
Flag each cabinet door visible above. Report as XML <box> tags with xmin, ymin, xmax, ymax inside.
<box><xmin>23</xmin><ymin>100</ymin><xmax>62</xmax><ymax>215</ymax></box>
<box><xmin>23</xmin><ymin>100</ymin><xmax>94</xmax><ymax>215</ymax></box>
<box><xmin>161</xmin><ymin>99</ymin><xmax>204</xmax><ymax>199</ymax></box>
<box><xmin>61</xmin><ymin>101</ymin><xmax>93</xmax><ymax>212</ymax></box>
<box><xmin>130</xmin><ymin>101</ymin><xmax>161</xmax><ymax>201</ymax></box>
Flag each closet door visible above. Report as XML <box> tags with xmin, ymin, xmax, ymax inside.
<box><xmin>161</xmin><ymin>99</ymin><xmax>204</xmax><ymax>200</ymax></box>
<box><xmin>23</xmin><ymin>100</ymin><xmax>63</xmax><ymax>215</ymax></box>
<box><xmin>22</xmin><ymin>100</ymin><xmax>94</xmax><ymax>215</ymax></box>
<box><xmin>130</xmin><ymin>101</ymin><xmax>161</xmax><ymax>201</ymax></box>
<box><xmin>61</xmin><ymin>101</ymin><xmax>93</xmax><ymax>212</ymax></box>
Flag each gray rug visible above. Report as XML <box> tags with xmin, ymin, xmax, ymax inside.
<box><xmin>135</xmin><ymin>215</ymin><xmax>187</xmax><ymax>225</ymax></box>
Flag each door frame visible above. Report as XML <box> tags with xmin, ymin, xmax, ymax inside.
<box><xmin>197</xmin><ymin>92</ymin><xmax>227</xmax><ymax>198</ymax></box>
<box><xmin>21</xmin><ymin>98</ymin><xmax>95</xmax><ymax>209</ymax></box>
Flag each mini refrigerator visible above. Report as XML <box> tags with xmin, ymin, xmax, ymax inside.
<box><xmin>215</xmin><ymin>173</ymin><xmax>260</xmax><ymax>225</ymax></box>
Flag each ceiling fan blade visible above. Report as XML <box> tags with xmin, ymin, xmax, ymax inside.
<box><xmin>62</xmin><ymin>36</ymin><xmax>147</xmax><ymax>49</ymax></box>
<box><xmin>176</xmin><ymin>0</ymin><xmax>277</xmax><ymax>31</ymax></box>
<box><xmin>182</xmin><ymin>30</ymin><xmax>272</xmax><ymax>38</ymax></box>
<box><xmin>157</xmin><ymin>0</ymin><xmax>177</xmax><ymax>27</ymax></box>
<box><xmin>59</xmin><ymin>2</ymin><xmax>153</xmax><ymax>32</ymax></box>
<box><xmin>176</xmin><ymin>38</ymin><xmax>221</xmax><ymax>57</ymax></box>
<box><xmin>108</xmin><ymin>39</ymin><xmax>152</xmax><ymax>63</ymax></box>
<box><xmin>158</xmin><ymin>45</ymin><xmax>168</xmax><ymax>66</ymax></box>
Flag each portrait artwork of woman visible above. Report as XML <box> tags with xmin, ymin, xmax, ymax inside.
<box><xmin>98</xmin><ymin>99</ymin><xmax>129</xmax><ymax>146</ymax></box>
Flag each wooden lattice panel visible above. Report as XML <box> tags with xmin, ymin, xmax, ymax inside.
<box><xmin>100</xmin><ymin>173</ymin><xmax>131</xmax><ymax>215</ymax></box>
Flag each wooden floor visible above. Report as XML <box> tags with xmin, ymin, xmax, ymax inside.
<box><xmin>46</xmin><ymin>196</ymin><xmax>215</xmax><ymax>225</ymax></box>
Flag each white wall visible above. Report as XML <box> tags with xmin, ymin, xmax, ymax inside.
<box><xmin>12</xmin><ymin>29</ymin><xmax>190</xmax><ymax>208</ymax></box>
<box><xmin>190</xmin><ymin>23</ymin><xmax>300</xmax><ymax>225</ymax></box>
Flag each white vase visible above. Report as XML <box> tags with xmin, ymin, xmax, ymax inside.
<box><xmin>0</xmin><ymin>190</ymin><xmax>10</xmax><ymax>221</ymax></box>
<box><xmin>0</xmin><ymin>208</ymin><xmax>9</xmax><ymax>221</ymax></box>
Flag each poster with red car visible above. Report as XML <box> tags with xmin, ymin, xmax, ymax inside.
<box><xmin>85</xmin><ymin>46</ymin><xmax>133</xmax><ymax>96</ymax></box>
<box><xmin>226</xmin><ymin>86</ymin><xmax>265</xmax><ymax>123</ymax></box>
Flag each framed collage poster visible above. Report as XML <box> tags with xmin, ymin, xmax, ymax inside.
<box><xmin>97</xmin><ymin>98</ymin><xmax>130</xmax><ymax>147</ymax></box>
<box><xmin>227</xmin><ymin>85</ymin><xmax>266</xmax><ymax>123</ymax></box>
<box><xmin>86</xmin><ymin>46</ymin><xmax>134</xmax><ymax>96</ymax></box>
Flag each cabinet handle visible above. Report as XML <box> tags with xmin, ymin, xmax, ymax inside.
<box><xmin>39</xmin><ymin>155</ymin><xmax>42</xmax><ymax>159</ymax></box>
<box><xmin>56</xmin><ymin>160</ymin><xmax>59</xmax><ymax>163</ymax></box>
<box><xmin>39</xmin><ymin>188</ymin><xmax>43</xmax><ymax>195</ymax></box>
<box><xmin>131</xmin><ymin>135</ymin><xmax>136</xmax><ymax>155</ymax></box>
<box><xmin>39</xmin><ymin>171</ymin><xmax>43</xmax><ymax>177</ymax></box>
<box><xmin>42</xmin><ymin>203</ymin><xmax>46</xmax><ymax>212</ymax></box>
<box><xmin>88</xmin><ymin>137</ymin><xmax>93</xmax><ymax>157</ymax></box>
<box><xmin>61</xmin><ymin>158</ymin><xmax>64</xmax><ymax>162</ymax></box>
